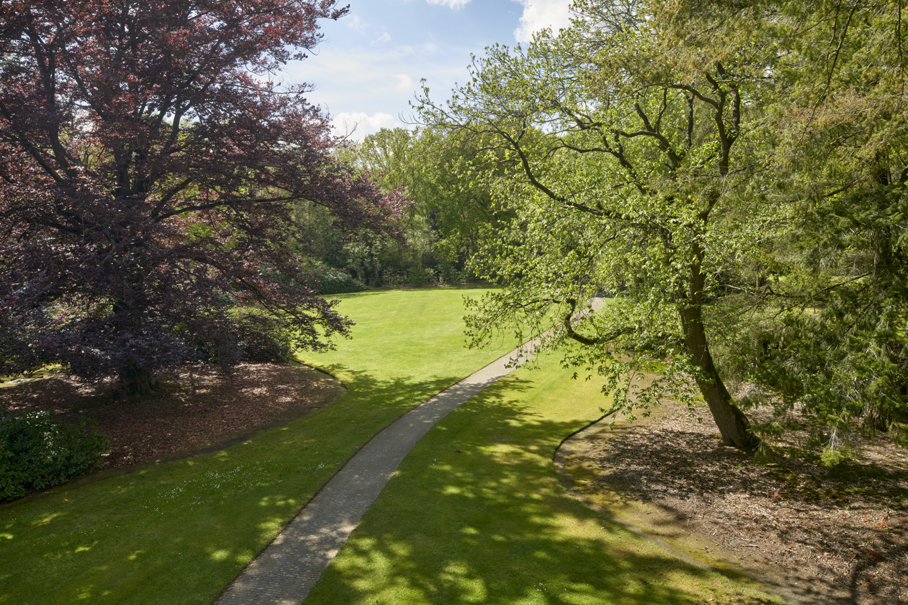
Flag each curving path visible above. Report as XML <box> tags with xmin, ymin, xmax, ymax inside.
<box><xmin>215</xmin><ymin>298</ymin><xmax>604</xmax><ymax>605</ymax></box>
<box><xmin>214</xmin><ymin>342</ymin><xmax>544</xmax><ymax>604</ymax></box>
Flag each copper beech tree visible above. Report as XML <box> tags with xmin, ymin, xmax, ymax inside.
<box><xmin>0</xmin><ymin>0</ymin><xmax>407</xmax><ymax>395</ymax></box>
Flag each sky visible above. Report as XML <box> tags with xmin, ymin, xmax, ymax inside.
<box><xmin>281</xmin><ymin>0</ymin><xmax>574</xmax><ymax>140</ymax></box>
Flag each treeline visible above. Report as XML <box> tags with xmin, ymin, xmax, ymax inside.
<box><xmin>409</xmin><ymin>0</ymin><xmax>908</xmax><ymax>459</ymax></box>
<box><xmin>289</xmin><ymin>127</ymin><xmax>509</xmax><ymax>292</ymax></box>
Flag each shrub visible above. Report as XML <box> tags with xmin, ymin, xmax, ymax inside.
<box><xmin>235</xmin><ymin>312</ymin><xmax>296</xmax><ymax>363</ymax></box>
<box><xmin>312</xmin><ymin>265</ymin><xmax>367</xmax><ymax>294</ymax></box>
<box><xmin>406</xmin><ymin>266</ymin><xmax>437</xmax><ymax>287</ymax></box>
<box><xmin>437</xmin><ymin>262</ymin><xmax>463</xmax><ymax>285</ymax></box>
<box><xmin>0</xmin><ymin>410</ymin><xmax>110</xmax><ymax>502</ymax></box>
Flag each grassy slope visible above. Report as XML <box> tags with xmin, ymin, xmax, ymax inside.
<box><xmin>304</xmin><ymin>354</ymin><xmax>783</xmax><ymax>605</ymax></box>
<box><xmin>0</xmin><ymin>288</ymin><xmax>515</xmax><ymax>605</ymax></box>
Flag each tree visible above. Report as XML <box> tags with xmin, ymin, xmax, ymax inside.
<box><xmin>0</xmin><ymin>0</ymin><xmax>407</xmax><ymax>395</ymax></box>
<box><xmin>421</xmin><ymin>0</ymin><xmax>908</xmax><ymax>456</ymax></box>
<box><xmin>357</xmin><ymin>126</ymin><xmax>508</xmax><ymax>282</ymax></box>
<box><xmin>711</xmin><ymin>0</ymin><xmax>908</xmax><ymax>451</ymax></box>
<box><xmin>419</xmin><ymin>0</ymin><xmax>787</xmax><ymax>450</ymax></box>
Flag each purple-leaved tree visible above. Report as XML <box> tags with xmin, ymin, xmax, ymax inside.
<box><xmin>0</xmin><ymin>0</ymin><xmax>407</xmax><ymax>395</ymax></box>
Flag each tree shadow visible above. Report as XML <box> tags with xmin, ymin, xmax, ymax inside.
<box><xmin>304</xmin><ymin>377</ymin><xmax>780</xmax><ymax>605</ymax></box>
<box><xmin>0</xmin><ymin>369</ymin><xmax>474</xmax><ymax>605</ymax></box>
<box><xmin>560</xmin><ymin>421</ymin><xmax>908</xmax><ymax>605</ymax></box>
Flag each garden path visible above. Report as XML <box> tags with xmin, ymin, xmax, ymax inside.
<box><xmin>213</xmin><ymin>325</ymin><xmax>559</xmax><ymax>604</ymax></box>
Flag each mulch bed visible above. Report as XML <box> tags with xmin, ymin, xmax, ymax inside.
<box><xmin>0</xmin><ymin>363</ymin><xmax>345</xmax><ymax>469</ymax></box>
<box><xmin>558</xmin><ymin>402</ymin><xmax>908</xmax><ymax>605</ymax></box>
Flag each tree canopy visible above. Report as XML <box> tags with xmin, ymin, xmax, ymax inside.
<box><xmin>419</xmin><ymin>0</ymin><xmax>908</xmax><ymax>456</ymax></box>
<box><xmin>0</xmin><ymin>0</ymin><xmax>407</xmax><ymax>394</ymax></box>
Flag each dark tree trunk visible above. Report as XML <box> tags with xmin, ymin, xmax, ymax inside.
<box><xmin>119</xmin><ymin>364</ymin><xmax>160</xmax><ymax>398</ymax></box>
<box><xmin>682</xmin><ymin>243</ymin><xmax>758</xmax><ymax>451</ymax></box>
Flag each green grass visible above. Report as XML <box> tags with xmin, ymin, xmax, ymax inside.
<box><xmin>0</xmin><ymin>288</ymin><xmax>517</xmax><ymax>605</ymax></box>
<box><xmin>304</xmin><ymin>354</ymin><xmax>783</xmax><ymax>605</ymax></box>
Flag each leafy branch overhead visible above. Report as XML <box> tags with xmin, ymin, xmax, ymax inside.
<box><xmin>420</xmin><ymin>0</ymin><xmax>908</xmax><ymax>456</ymax></box>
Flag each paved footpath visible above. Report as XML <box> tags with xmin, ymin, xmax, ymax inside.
<box><xmin>214</xmin><ymin>340</ymin><xmax>543</xmax><ymax>605</ymax></box>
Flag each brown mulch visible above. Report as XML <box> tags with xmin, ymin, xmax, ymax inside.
<box><xmin>0</xmin><ymin>363</ymin><xmax>346</xmax><ymax>469</ymax></box>
<box><xmin>558</xmin><ymin>402</ymin><xmax>908</xmax><ymax>605</ymax></box>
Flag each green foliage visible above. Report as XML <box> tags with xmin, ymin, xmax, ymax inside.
<box><xmin>311</xmin><ymin>264</ymin><xmax>367</xmax><ymax>295</ymax></box>
<box><xmin>0</xmin><ymin>410</ymin><xmax>110</xmax><ymax>502</ymax></box>
<box><xmin>707</xmin><ymin>0</ymin><xmax>908</xmax><ymax>446</ymax></box>
<box><xmin>287</xmin><ymin>126</ymin><xmax>506</xmax><ymax>288</ymax></box>
<box><xmin>405</xmin><ymin>265</ymin><xmax>436</xmax><ymax>287</ymax></box>
<box><xmin>418</xmin><ymin>0</ymin><xmax>908</xmax><ymax>455</ymax></box>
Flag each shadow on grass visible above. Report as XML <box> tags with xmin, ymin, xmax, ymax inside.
<box><xmin>305</xmin><ymin>377</ymin><xmax>778</xmax><ymax>605</ymax></box>
<box><xmin>0</xmin><ymin>370</ymin><xmax>469</xmax><ymax>605</ymax></box>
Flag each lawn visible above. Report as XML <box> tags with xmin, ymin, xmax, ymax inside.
<box><xmin>1</xmin><ymin>288</ymin><xmax>783</xmax><ymax>605</ymax></box>
<box><xmin>0</xmin><ymin>288</ymin><xmax>517</xmax><ymax>605</ymax></box>
<box><xmin>303</xmin><ymin>353</ymin><xmax>784</xmax><ymax>605</ymax></box>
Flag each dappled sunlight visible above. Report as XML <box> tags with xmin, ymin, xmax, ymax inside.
<box><xmin>32</xmin><ymin>512</ymin><xmax>64</xmax><ymax>527</ymax></box>
<box><xmin>257</xmin><ymin>495</ymin><xmax>299</xmax><ymax>508</ymax></box>
<box><xmin>305</xmin><ymin>368</ymin><xmax>780</xmax><ymax>605</ymax></box>
<box><xmin>0</xmin><ymin>363</ymin><xmax>470</xmax><ymax>605</ymax></box>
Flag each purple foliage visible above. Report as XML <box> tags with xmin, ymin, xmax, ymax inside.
<box><xmin>0</xmin><ymin>0</ymin><xmax>408</xmax><ymax>390</ymax></box>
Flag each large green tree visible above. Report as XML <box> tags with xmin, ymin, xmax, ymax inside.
<box><xmin>358</xmin><ymin>127</ymin><xmax>506</xmax><ymax>278</ymax></box>
<box><xmin>422</xmin><ymin>0</ymin><xmax>908</xmax><ymax>455</ymax></box>
<box><xmin>420</xmin><ymin>0</ymin><xmax>783</xmax><ymax>449</ymax></box>
<box><xmin>713</xmin><ymin>0</ymin><xmax>908</xmax><ymax>447</ymax></box>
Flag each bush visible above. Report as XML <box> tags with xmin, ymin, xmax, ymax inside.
<box><xmin>235</xmin><ymin>313</ymin><xmax>296</xmax><ymax>363</ymax></box>
<box><xmin>406</xmin><ymin>266</ymin><xmax>437</xmax><ymax>287</ymax></box>
<box><xmin>0</xmin><ymin>410</ymin><xmax>110</xmax><ymax>502</ymax></box>
<box><xmin>312</xmin><ymin>265</ymin><xmax>367</xmax><ymax>294</ymax></box>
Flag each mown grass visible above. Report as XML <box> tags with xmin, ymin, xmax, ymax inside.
<box><xmin>0</xmin><ymin>288</ymin><xmax>516</xmax><ymax>605</ymax></box>
<box><xmin>304</xmin><ymin>353</ymin><xmax>784</xmax><ymax>605</ymax></box>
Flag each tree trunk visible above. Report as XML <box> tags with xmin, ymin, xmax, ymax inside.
<box><xmin>681</xmin><ymin>243</ymin><xmax>758</xmax><ymax>451</ymax></box>
<box><xmin>119</xmin><ymin>364</ymin><xmax>159</xmax><ymax>398</ymax></box>
<box><xmin>863</xmin><ymin>401</ymin><xmax>892</xmax><ymax>432</ymax></box>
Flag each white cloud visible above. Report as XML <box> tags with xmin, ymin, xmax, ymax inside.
<box><xmin>375</xmin><ymin>32</ymin><xmax>391</xmax><ymax>43</ymax></box>
<box><xmin>512</xmin><ymin>0</ymin><xmax>572</xmax><ymax>43</ymax></box>
<box><xmin>395</xmin><ymin>74</ymin><xmax>414</xmax><ymax>90</ymax></box>
<box><xmin>346</xmin><ymin>15</ymin><xmax>365</xmax><ymax>31</ymax></box>
<box><xmin>425</xmin><ymin>0</ymin><xmax>471</xmax><ymax>8</ymax></box>
<box><xmin>329</xmin><ymin>112</ymin><xmax>399</xmax><ymax>141</ymax></box>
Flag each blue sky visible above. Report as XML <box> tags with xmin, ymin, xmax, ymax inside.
<box><xmin>282</xmin><ymin>0</ymin><xmax>573</xmax><ymax>140</ymax></box>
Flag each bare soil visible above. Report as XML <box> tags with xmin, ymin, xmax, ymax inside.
<box><xmin>556</xmin><ymin>402</ymin><xmax>908</xmax><ymax>605</ymax></box>
<box><xmin>0</xmin><ymin>363</ymin><xmax>346</xmax><ymax>469</ymax></box>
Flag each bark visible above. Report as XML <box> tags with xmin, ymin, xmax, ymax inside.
<box><xmin>682</xmin><ymin>243</ymin><xmax>758</xmax><ymax>451</ymax></box>
<box><xmin>863</xmin><ymin>401</ymin><xmax>893</xmax><ymax>432</ymax></box>
<box><xmin>681</xmin><ymin>305</ymin><xmax>757</xmax><ymax>449</ymax></box>
<box><xmin>119</xmin><ymin>364</ymin><xmax>160</xmax><ymax>398</ymax></box>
